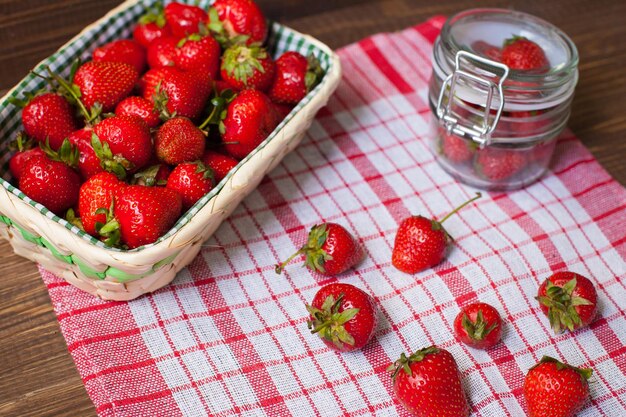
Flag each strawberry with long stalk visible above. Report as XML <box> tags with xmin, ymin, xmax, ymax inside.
<box><xmin>392</xmin><ymin>192</ymin><xmax>482</xmax><ymax>274</ymax></box>
<box><xmin>275</xmin><ymin>222</ymin><xmax>363</xmax><ymax>276</ymax></box>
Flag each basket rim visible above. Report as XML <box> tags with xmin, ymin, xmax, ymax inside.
<box><xmin>0</xmin><ymin>0</ymin><xmax>342</xmax><ymax>262</ymax></box>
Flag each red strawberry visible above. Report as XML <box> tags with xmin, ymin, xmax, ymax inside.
<box><xmin>475</xmin><ymin>147</ymin><xmax>527</xmax><ymax>181</ymax></box>
<box><xmin>306</xmin><ymin>283</ymin><xmax>378</xmax><ymax>352</ymax></box>
<box><xmin>275</xmin><ymin>222</ymin><xmax>363</xmax><ymax>276</ymax></box>
<box><xmin>77</xmin><ymin>172</ymin><xmax>125</xmax><ymax>237</ymax></box>
<box><xmin>9</xmin><ymin>142</ymin><xmax>45</xmax><ymax>181</ymax></box>
<box><xmin>19</xmin><ymin>154</ymin><xmax>81</xmax><ymax>216</ymax></box>
<box><xmin>392</xmin><ymin>193</ymin><xmax>481</xmax><ymax>274</ymax></box>
<box><xmin>114</xmin><ymin>185</ymin><xmax>182</xmax><ymax>249</ymax></box>
<box><xmin>501</xmin><ymin>36</ymin><xmax>549</xmax><ymax>71</ymax></box>
<box><xmin>221</xmin><ymin>89</ymin><xmax>279</xmax><ymax>159</ymax></box>
<box><xmin>389</xmin><ymin>346</ymin><xmax>470</xmax><ymax>417</ymax></box>
<box><xmin>155</xmin><ymin>117</ymin><xmax>206</xmax><ymax>165</ymax></box>
<box><xmin>19</xmin><ymin>92</ymin><xmax>79</xmax><ymax>150</ymax></box>
<box><xmin>73</xmin><ymin>61</ymin><xmax>139</xmax><ymax>112</ymax></box>
<box><xmin>536</xmin><ymin>271</ymin><xmax>598</xmax><ymax>334</ymax></box>
<box><xmin>166</xmin><ymin>161</ymin><xmax>215</xmax><ymax>211</ymax></box>
<box><xmin>67</xmin><ymin>128</ymin><xmax>103</xmax><ymax>180</ymax></box>
<box><xmin>175</xmin><ymin>33</ymin><xmax>221</xmax><ymax>81</ymax></box>
<box><xmin>210</xmin><ymin>0</ymin><xmax>267</xmax><ymax>45</ymax></box>
<box><xmin>93</xmin><ymin>39</ymin><xmax>147</xmax><ymax>74</ymax></box>
<box><xmin>92</xmin><ymin>115</ymin><xmax>153</xmax><ymax>176</ymax></box>
<box><xmin>164</xmin><ymin>2</ymin><xmax>208</xmax><ymax>39</ymax></box>
<box><xmin>454</xmin><ymin>302</ymin><xmax>503</xmax><ymax>350</ymax></box>
<box><xmin>201</xmin><ymin>150</ymin><xmax>238</xmax><ymax>182</ymax></box>
<box><xmin>220</xmin><ymin>44</ymin><xmax>275</xmax><ymax>92</ymax></box>
<box><xmin>133</xmin><ymin>4</ymin><xmax>172</xmax><ymax>48</ymax></box>
<box><xmin>115</xmin><ymin>96</ymin><xmax>161</xmax><ymax>128</ymax></box>
<box><xmin>524</xmin><ymin>356</ymin><xmax>592</xmax><ymax>417</ymax></box>
<box><xmin>441</xmin><ymin>132</ymin><xmax>475</xmax><ymax>163</ymax></box>
<box><xmin>146</xmin><ymin>36</ymin><xmax>178</xmax><ymax>69</ymax></box>
<box><xmin>269</xmin><ymin>52</ymin><xmax>323</xmax><ymax>105</ymax></box>
<box><xmin>140</xmin><ymin>67</ymin><xmax>211</xmax><ymax>120</ymax></box>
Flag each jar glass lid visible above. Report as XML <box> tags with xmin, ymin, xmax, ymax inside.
<box><xmin>433</xmin><ymin>8</ymin><xmax>579</xmax><ymax>111</ymax></box>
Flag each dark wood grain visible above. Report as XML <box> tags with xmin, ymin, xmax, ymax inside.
<box><xmin>0</xmin><ymin>1</ymin><xmax>624</xmax><ymax>416</ymax></box>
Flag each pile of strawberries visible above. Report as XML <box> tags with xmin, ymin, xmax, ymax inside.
<box><xmin>9</xmin><ymin>0</ymin><xmax>323</xmax><ymax>249</ymax></box>
<box><xmin>437</xmin><ymin>36</ymin><xmax>555</xmax><ymax>185</ymax></box>
<box><xmin>280</xmin><ymin>193</ymin><xmax>598</xmax><ymax>417</ymax></box>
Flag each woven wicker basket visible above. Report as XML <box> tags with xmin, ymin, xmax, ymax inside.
<box><xmin>0</xmin><ymin>0</ymin><xmax>341</xmax><ymax>301</ymax></box>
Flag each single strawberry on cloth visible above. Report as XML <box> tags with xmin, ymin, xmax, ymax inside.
<box><xmin>40</xmin><ymin>16</ymin><xmax>626</xmax><ymax>417</ymax></box>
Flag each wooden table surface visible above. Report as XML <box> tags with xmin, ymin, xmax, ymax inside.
<box><xmin>0</xmin><ymin>1</ymin><xmax>624</xmax><ymax>416</ymax></box>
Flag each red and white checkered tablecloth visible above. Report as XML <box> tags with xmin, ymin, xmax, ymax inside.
<box><xmin>40</xmin><ymin>16</ymin><xmax>626</xmax><ymax>417</ymax></box>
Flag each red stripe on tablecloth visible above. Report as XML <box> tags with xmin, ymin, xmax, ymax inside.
<box><xmin>413</xmin><ymin>15</ymin><xmax>447</xmax><ymax>43</ymax></box>
<box><xmin>359</xmin><ymin>38</ymin><xmax>415</xmax><ymax>94</ymax></box>
<box><xmin>67</xmin><ymin>328</ymin><xmax>141</xmax><ymax>352</ymax></box>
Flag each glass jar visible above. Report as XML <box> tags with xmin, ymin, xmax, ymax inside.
<box><xmin>428</xmin><ymin>9</ymin><xmax>579</xmax><ymax>190</ymax></box>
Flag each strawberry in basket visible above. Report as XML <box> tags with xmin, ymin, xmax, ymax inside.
<box><xmin>208</xmin><ymin>0</ymin><xmax>268</xmax><ymax>46</ymax></box>
<box><xmin>220</xmin><ymin>44</ymin><xmax>276</xmax><ymax>92</ymax></box>
<box><xmin>19</xmin><ymin>143</ymin><xmax>81</xmax><ymax>216</ymax></box>
<box><xmin>269</xmin><ymin>52</ymin><xmax>324</xmax><ymax>105</ymax></box>
<box><xmin>219</xmin><ymin>89</ymin><xmax>281</xmax><ymax>160</ymax></box>
<box><xmin>96</xmin><ymin>185</ymin><xmax>183</xmax><ymax>249</ymax></box>
<box><xmin>164</xmin><ymin>2</ymin><xmax>209</xmax><ymax>39</ymax></box>
<box><xmin>133</xmin><ymin>3</ymin><xmax>172</xmax><ymax>48</ymax></box>
<box><xmin>10</xmin><ymin>92</ymin><xmax>80</xmax><ymax>151</ymax></box>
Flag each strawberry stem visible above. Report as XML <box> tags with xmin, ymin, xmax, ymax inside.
<box><xmin>41</xmin><ymin>66</ymin><xmax>93</xmax><ymax>124</ymax></box>
<box><xmin>274</xmin><ymin>248</ymin><xmax>306</xmax><ymax>274</ymax></box>
<box><xmin>438</xmin><ymin>192</ymin><xmax>482</xmax><ymax>224</ymax></box>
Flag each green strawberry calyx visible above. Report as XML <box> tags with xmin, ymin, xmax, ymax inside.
<box><xmin>387</xmin><ymin>346</ymin><xmax>440</xmax><ymax>380</ymax></box>
<box><xmin>206</xmin><ymin>7</ymin><xmax>249</xmax><ymax>48</ymax></box>
<box><xmin>94</xmin><ymin>198</ymin><xmax>122</xmax><ymax>248</ymax></box>
<box><xmin>8</xmin><ymin>131</ymin><xmax>34</xmax><ymax>152</ymax></box>
<box><xmin>530</xmin><ymin>356</ymin><xmax>593</xmax><ymax>381</ymax></box>
<box><xmin>91</xmin><ymin>133</ymin><xmax>133</xmax><ymax>180</ymax></box>
<box><xmin>306</xmin><ymin>293</ymin><xmax>360</xmax><ymax>350</ymax></box>
<box><xmin>221</xmin><ymin>44</ymin><xmax>268</xmax><ymax>86</ymax></box>
<box><xmin>274</xmin><ymin>223</ymin><xmax>333</xmax><ymax>274</ymax></box>
<box><xmin>462</xmin><ymin>309</ymin><xmax>497</xmax><ymax>341</ymax></box>
<box><xmin>40</xmin><ymin>138</ymin><xmax>79</xmax><ymax>168</ymax></box>
<box><xmin>503</xmin><ymin>35</ymin><xmax>530</xmax><ymax>48</ymax></box>
<box><xmin>138</xmin><ymin>2</ymin><xmax>166</xmax><ymax>28</ymax></box>
<box><xmin>536</xmin><ymin>277</ymin><xmax>594</xmax><ymax>334</ymax></box>
<box><xmin>132</xmin><ymin>164</ymin><xmax>166</xmax><ymax>187</ymax></box>
<box><xmin>198</xmin><ymin>88</ymin><xmax>236</xmax><ymax>135</ymax></box>
<box><xmin>305</xmin><ymin>54</ymin><xmax>325</xmax><ymax>92</ymax></box>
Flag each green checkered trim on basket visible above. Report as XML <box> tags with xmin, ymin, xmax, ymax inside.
<box><xmin>0</xmin><ymin>0</ymin><xmax>334</xmax><ymax>255</ymax></box>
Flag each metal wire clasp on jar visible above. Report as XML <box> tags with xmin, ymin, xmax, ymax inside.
<box><xmin>428</xmin><ymin>8</ymin><xmax>579</xmax><ymax>190</ymax></box>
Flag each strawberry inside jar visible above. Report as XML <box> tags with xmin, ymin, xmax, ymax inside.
<box><xmin>428</xmin><ymin>8</ymin><xmax>578</xmax><ymax>190</ymax></box>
